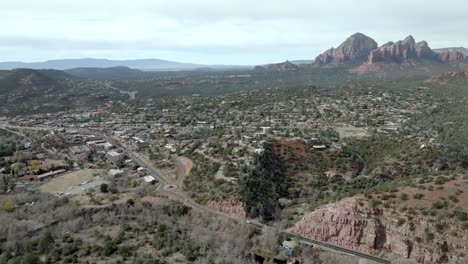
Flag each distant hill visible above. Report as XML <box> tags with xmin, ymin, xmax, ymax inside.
<box><xmin>290</xmin><ymin>60</ymin><xmax>313</xmax><ymax>65</ymax></box>
<box><xmin>254</xmin><ymin>61</ymin><xmax>299</xmax><ymax>71</ymax></box>
<box><xmin>0</xmin><ymin>58</ymin><xmax>251</xmax><ymax>71</ymax></box>
<box><xmin>0</xmin><ymin>68</ymin><xmax>74</xmax><ymax>92</ymax></box>
<box><xmin>65</xmin><ymin>66</ymin><xmax>144</xmax><ymax>80</ymax></box>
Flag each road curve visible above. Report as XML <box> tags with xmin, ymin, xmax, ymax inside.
<box><xmin>120</xmin><ymin>143</ymin><xmax>391</xmax><ymax>264</ymax></box>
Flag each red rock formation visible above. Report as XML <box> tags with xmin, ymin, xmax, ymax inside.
<box><xmin>437</xmin><ymin>50</ymin><xmax>466</xmax><ymax>63</ymax></box>
<box><xmin>291</xmin><ymin>197</ymin><xmax>468</xmax><ymax>263</ymax></box>
<box><xmin>367</xmin><ymin>36</ymin><xmax>439</xmax><ymax>64</ymax></box>
<box><xmin>206</xmin><ymin>200</ymin><xmax>247</xmax><ymax>219</ymax></box>
<box><xmin>434</xmin><ymin>47</ymin><xmax>467</xmax><ymax>56</ymax></box>
<box><xmin>425</xmin><ymin>69</ymin><xmax>468</xmax><ymax>84</ymax></box>
<box><xmin>314</xmin><ymin>33</ymin><xmax>378</xmax><ymax>66</ymax></box>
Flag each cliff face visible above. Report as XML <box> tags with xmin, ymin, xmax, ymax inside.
<box><xmin>314</xmin><ymin>33</ymin><xmax>378</xmax><ymax>66</ymax></box>
<box><xmin>292</xmin><ymin>197</ymin><xmax>467</xmax><ymax>263</ymax></box>
<box><xmin>292</xmin><ymin>198</ymin><xmax>386</xmax><ymax>252</ymax></box>
<box><xmin>367</xmin><ymin>36</ymin><xmax>439</xmax><ymax>64</ymax></box>
<box><xmin>434</xmin><ymin>47</ymin><xmax>467</xmax><ymax>56</ymax></box>
<box><xmin>436</xmin><ymin>50</ymin><xmax>466</xmax><ymax>63</ymax></box>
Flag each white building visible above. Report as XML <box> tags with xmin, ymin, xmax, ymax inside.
<box><xmin>143</xmin><ymin>175</ymin><xmax>157</xmax><ymax>184</ymax></box>
<box><xmin>109</xmin><ymin>169</ymin><xmax>124</xmax><ymax>177</ymax></box>
<box><xmin>106</xmin><ymin>151</ymin><xmax>123</xmax><ymax>162</ymax></box>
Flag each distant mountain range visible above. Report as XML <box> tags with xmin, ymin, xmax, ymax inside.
<box><xmin>64</xmin><ymin>66</ymin><xmax>145</xmax><ymax>80</ymax></box>
<box><xmin>0</xmin><ymin>58</ymin><xmax>251</xmax><ymax>71</ymax></box>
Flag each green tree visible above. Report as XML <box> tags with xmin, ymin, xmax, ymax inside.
<box><xmin>100</xmin><ymin>183</ymin><xmax>109</xmax><ymax>193</ymax></box>
<box><xmin>239</xmin><ymin>144</ymin><xmax>289</xmax><ymax>220</ymax></box>
<box><xmin>38</xmin><ymin>231</ymin><xmax>54</xmax><ymax>254</ymax></box>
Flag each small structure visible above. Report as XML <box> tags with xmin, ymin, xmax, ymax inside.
<box><xmin>132</xmin><ymin>137</ymin><xmax>149</xmax><ymax>150</ymax></box>
<box><xmin>143</xmin><ymin>175</ymin><xmax>157</xmax><ymax>184</ymax></box>
<box><xmin>312</xmin><ymin>145</ymin><xmax>327</xmax><ymax>151</ymax></box>
<box><xmin>106</xmin><ymin>151</ymin><xmax>123</xmax><ymax>162</ymax></box>
<box><xmin>282</xmin><ymin>240</ymin><xmax>298</xmax><ymax>256</ymax></box>
<box><xmin>109</xmin><ymin>169</ymin><xmax>124</xmax><ymax>177</ymax></box>
<box><xmin>95</xmin><ymin>142</ymin><xmax>113</xmax><ymax>151</ymax></box>
<box><xmin>69</xmin><ymin>145</ymin><xmax>91</xmax><ymax>157</ymax></box>
<box><xmin>18</xmin><ymin>169</ymin><xmax>67</xmax><ymax>182</ymax></box>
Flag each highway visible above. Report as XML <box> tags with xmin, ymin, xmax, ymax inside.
<box><xmin>120</xmin><ymin>141</ymin><xmax>391</xmax><ymax>264</ymax></box>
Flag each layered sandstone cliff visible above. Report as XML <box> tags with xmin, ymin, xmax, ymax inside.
<box><xmin>367</xmin><ymin>36</ymin><xmax>439</xmax><ymax>64</ymax></box>
<box><xmin>313</xmin><ymin>33</ymin><xmax>378</xmax><ymax>66</ymax></box>
<box><xmin>292</xmin><ymin>197</ymin><xmax>467</xmax><ymax>263</ymax></box>
<box><xmin>436</xmin><ymin>50</ymin><xmax>466</xmax><ymax>63</ymax></box>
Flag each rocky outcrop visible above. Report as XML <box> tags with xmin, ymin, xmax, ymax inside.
<box><xmin>425</xmin><ymin>69</ymin><xmax>468</xmax><ymax>84</ymax></box>
<box><xmin>349</xmin><ymin>36</ymin><xmax>468</xmax><ymax>74</ymax></box>
<box><xmin>292</xmin><ymin>198</ymin><xmax>387</xmax><ymax>253</ymax></box>
<box><xmin>367</xmin><ymin>36</ymin><xmax>439</xmax><ymax>64</ymax></box>
<box><xmin>436</xmin><ymin>50</ymin><xmax>466</xmax><ymax>63</ymax></box>
<box><xmin>434</xmin><ymin>47</ymin><xmax>467</xmax><ymax>56</ymax></box>
<box><xmin>206</xmin><ymin>200</ymin><xmax>247</xmax><ymax>219</ymax></box>
<box><xmin>314</xmin><ymin>33</ymin><xmax>378</xmax><ymax>66</ymax></box>
<box><xmin>292</xmin><ymin>197</ymin><xmax>468</xmax><ymax>263</ymax></box>
<box><xmin>254</xmin><ymin>61</ymin><xmax>299</xmax><ymax>71</ymax></box>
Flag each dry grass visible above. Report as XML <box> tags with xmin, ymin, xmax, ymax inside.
<box><xmin>39</xmin><ymin>169</ymin><xmax>101</xmax><ymax>193</ymax></box>
<box><xmin>390</xmin><ymin>176</ymin><xmax>468</xmax><ymax>211</ymax></box>
<box><xmin>335</xmin><ymin>125</ymin><xmax>368</xmax><ymax>138</ymax></box>
<box><xmin>72</xmin><ymin>191</ymin><xmax>133</xmax><ymax>209</ymax></box>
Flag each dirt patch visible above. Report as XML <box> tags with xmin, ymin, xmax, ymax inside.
<box><xmin>378</xmin><ymin>176</ymin><xmax>468</xmax><ymax>211</ymax></box>
<box><xmin>39</xmin><ymin>169</ymin><xmax>101</xmax><ymax>193</ymax></box>
<box><xmin>335</xmin><ymin>125</ymin><xmax>368</xmax><ymax>138</ymax></box>
<box><xmin>175</xmin><ymin>157</ymin><xmax>193</xmax><ymax>178</ymax></box>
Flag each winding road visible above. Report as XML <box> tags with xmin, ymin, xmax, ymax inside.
<box><xmin>119</xmin><ymin>140</ymin><xmax>390</xmax><ymax>264</ymax></box>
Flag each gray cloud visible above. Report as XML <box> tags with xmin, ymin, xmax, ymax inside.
<box><xmin>0</xmin><ymin>0</ymin><xmax>467</xmax><ymax>64</ymax></box>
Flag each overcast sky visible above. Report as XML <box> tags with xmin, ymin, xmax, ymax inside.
<box><xmin>1</xmin><ymin>0</ymin><xmax>467</xmax><ymax>65</ymax></box>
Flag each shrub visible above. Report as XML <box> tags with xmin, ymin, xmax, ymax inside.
<box><xmin>400</xmin><ymin>193</ymin><xmax>409</xmax><ymax>201</ymax></box>
<box><xmin>413</xmin><ymin>193</ymin><xmax>424</xmax><ymax>199</ymax></box>
<box><xmin>100</xmin><ymin>183</ymin><xmax>109</xmax><ymax>193</ymax></box>
<box><xmin>434</xmin><ymin>176</ymin><xmax>449</xmax><ymax>185</ymax></box>
<box><xmin>461</xmin><ymin>222</ymin><xmax>468</xmax><ymax>230</ymax></box>
<box><xmin>1</xmin><ymin>199</ymin><xmax>15</xmax><ymax>213</ymax></box>
<box><xmin>448</xmin><ymin>195</ymin><xmax>459</xmax><ymax>203</ymax></box>
<box><xmin>397</xmin><ymin>218</ymin><xmax>405</xmax><ymax>226</ymax></box>
<box><xmin>432</xmin><ymin>200</ymin><xmax>448</xmax><ymax>209</ymax></box>
<box><xmin>425</xmin><ymin>232</ymin><xmax>435</xmax><ymax>241</ymax></box>
<box><xmin>452</xmin><ymin>210</ymin><xmax>467</xmax><ymax>221</ymax></box>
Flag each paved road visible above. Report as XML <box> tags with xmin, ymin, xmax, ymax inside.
<box><xmin>6</xmin><ymin>123</ymin><xmax>388</xmax><ymax>263</ymax></box>
<box><xmin>312</xmin><ymin>98</ymin><xmax>369</xmax><ymax>177</ymax></box>
<box><xmin>119</xmin><ymin>141</ymin><xmax>390</xmax><ymax>264</ymax></box>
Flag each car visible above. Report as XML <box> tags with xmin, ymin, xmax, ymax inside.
<box><xmin>184</xmin><ymin>199</ymin><xmax>187</xmax><ymax>202</ymax></box>
<box><xmin>246</xmin><ymin>220</ymin><xmax>251</xmax><ymax>224</ymax></box>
